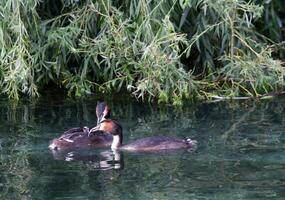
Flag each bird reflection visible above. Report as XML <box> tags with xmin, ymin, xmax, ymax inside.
<box><xmin>50</xmin><ymin>149</ymin><xmax>124</xmax><ymax>170</ymax></box>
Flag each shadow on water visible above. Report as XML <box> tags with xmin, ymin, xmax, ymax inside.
<box><xmin>0</xmin><ymin>95</ymin><xmax>285</xmax><ymax>199</ymax></box>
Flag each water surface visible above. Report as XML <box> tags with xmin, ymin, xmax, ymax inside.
<box><xmin>0</xmin><ymin>95</ymin><xmax>285</xmax><ymax>199</ymax></box>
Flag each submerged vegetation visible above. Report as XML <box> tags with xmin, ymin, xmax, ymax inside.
<box><xmin>0</xmin><ymin>0</ymin><xmax>284</xmax><ymax>104</ymax></box>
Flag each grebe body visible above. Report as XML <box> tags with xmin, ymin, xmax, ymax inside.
<box><xmin>49</xmin><ymin>102</ymin><xmax>115</xmax><ymax>151</ymax></box>
<box><xmin>49</xmin><ymin>129</ymin><xmax>113</xmax><ymax>151</ymax></box>
<box><xmin>120</xmin><ymin>136</ymin><xmax>196</xmax><ymax>152</ymax></box>
<box><xmin>107</xmin><ymin>122</ymin><xmax>197</xmax><ymax>152</ymax></box>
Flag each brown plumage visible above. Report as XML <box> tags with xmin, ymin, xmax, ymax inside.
<box><xmin>49</xmin><ymin>102</ymin><xmax>116</xmax><ymax>151</ymax></box>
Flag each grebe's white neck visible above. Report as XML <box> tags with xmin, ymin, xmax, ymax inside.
<box><xmin>111</xmin><ymin>135</ymin><xmax>121</xmax><ymax>151</ymax></box>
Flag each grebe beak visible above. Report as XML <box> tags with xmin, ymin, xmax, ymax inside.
<box><xmin>88</xmin><ymin>125</ymin><xmax>100</xmax><ymax>136</ymax></box>
<box><xmin>97</xmin><ymin>113</ymin><xmax>104</xmax><ymax>124</ymax></box>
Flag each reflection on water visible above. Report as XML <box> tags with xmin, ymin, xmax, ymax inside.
<box><xmin>0</xmin><ymin>95</ymin><xmax>285</xmax><ymax>199</ymax></box>
<box><xmin>51</xmin><ymin>149</ymin><xmax>123</xmax><ymax>170</ymax></box>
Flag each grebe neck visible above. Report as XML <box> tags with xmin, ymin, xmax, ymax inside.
<box><xmin>111</xmin><ymin>134</ymin><xmax>122</xmax><ymax>151</ymax></box>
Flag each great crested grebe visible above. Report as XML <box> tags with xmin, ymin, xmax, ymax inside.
<box><xmin>49</xmin><ymin>102</ymin><xmax>117</xmax><ymax>151</ymax></box>
<box><xmin>110</xmin><ymin>131</ymin><xmax>197</xmax><ymax>153</ymax></box>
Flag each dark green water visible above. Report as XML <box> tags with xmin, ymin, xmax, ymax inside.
<box><xmin>0</xmin><ymin>95</ymin><xmax>285</xmax><ymax>200</ymax></box>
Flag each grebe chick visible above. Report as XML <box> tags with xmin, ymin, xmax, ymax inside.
<box><xmin>107</xmin><ymin>124</ymin><xmax>197</xmax><ymax>152</ymax></box>
<box><xmin>49</xmin><ymin>102</ymin><xmax>114</xmax><ymax>151</ymax></box>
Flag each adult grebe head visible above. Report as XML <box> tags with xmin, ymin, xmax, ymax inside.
<box><xmin>96</xmin><ymin>101</ymin><xmax>111</xmax><ymax>124</ymax></box>
<box><xmin>89</xmin><ymin>102</ymin><xmax>123</xmax><ymax>148</ymax></box>
<box><xmin>97</xmin><ymin>102</ymin><xmax>123</xmax><ymax>150</ymax></box>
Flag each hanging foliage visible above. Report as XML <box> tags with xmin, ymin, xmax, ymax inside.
<box><xmin>0</xmin><ymin>0</ymin><xmax>284</xmax><ymax>103</ymax></box>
